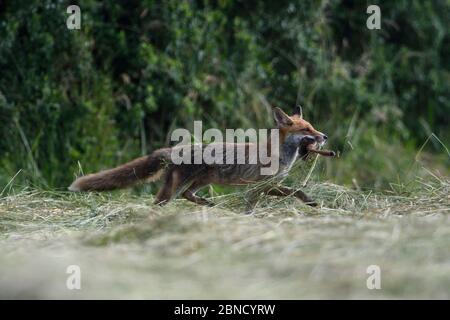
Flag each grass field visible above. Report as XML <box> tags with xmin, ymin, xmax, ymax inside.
<box><xmin>1</xmin><ymin>0</ymin><xmax>448</xmax><ymax>301</ymax></box>
<box><xmin>0</xmin><ymin>170</ymin><xmax>449</xmax><ymax>299</ymax></box>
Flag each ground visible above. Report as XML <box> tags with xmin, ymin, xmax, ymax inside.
<box><xmin>0</xmin><ymin>178</ymin><xmax>449</xmax><ymax>299</ymax></box>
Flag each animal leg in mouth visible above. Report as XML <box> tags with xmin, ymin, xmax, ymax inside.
<box><xmin>306</xmin><ymin>143</ymin><xmax>336</xmax><ymax>157</ymax></box>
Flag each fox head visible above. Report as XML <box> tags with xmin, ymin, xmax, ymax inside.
<box><xmin>273</xmin><ymin>106</ymin><xmax>328</xmax><ymax>146</ymax></box>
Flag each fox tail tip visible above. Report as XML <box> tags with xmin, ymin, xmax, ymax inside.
<box><xmin>68</xmin><ymin>181</ymin><xmax>81</xmax><ymax>192</ymax></box>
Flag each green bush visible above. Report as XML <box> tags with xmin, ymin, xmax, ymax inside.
<box><xmin>0</xmin><ymin>0</ymin><xmax>448</xmax><ymax>189</ymax></box>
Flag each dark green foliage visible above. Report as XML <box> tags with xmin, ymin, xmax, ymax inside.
<box><xmin>0</xmin><ymin>0</ymin><xmax>448</xmax><ymax>189</ymax></box>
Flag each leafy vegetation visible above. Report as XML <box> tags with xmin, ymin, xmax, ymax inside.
<box><xmin>0</xmin><ymin>0</ymin><xmax>448</xmax><ymax>189</ymax></box>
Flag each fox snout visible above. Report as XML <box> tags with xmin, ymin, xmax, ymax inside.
<box><xmin>302</xmin><ymin>133</ymin><xmax>327</xmax><ymax>145</ymax></box>
<box><xmin>315</xmin><ymin>133</ymin><xmax>328</xmax><ymax>145</ymax></box>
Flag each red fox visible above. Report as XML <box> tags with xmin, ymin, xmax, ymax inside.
<box><xmin>69</xmin><ymin>106</ymin><xmax>335</xmax><ymax>209</ymax></box>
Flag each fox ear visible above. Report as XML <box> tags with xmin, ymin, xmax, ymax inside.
<box><xmin>293</xmin><ymin>105</ymin><xmax>303</xmax><ymax>118</ymax></box>
<box><xmin>273</xmin><ymin>107</ymin><xmax>293</xmax><ymax>126</ymax></box>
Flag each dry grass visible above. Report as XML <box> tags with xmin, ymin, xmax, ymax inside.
<box><xmin>0</xmin><ymin>174</ymin><xmax>449</xmax><ymax>299</ymax></box>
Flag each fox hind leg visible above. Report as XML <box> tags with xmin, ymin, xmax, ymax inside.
<box><xmin>154</xmin><ymin>171</ymin><xmax>174</xmax><ymax>205</ymax></box>
<box><xmin>155</xmin><ymin>167</ymin><xmax>214</xmax><ymax>207</ymax></box>
<box><xmin>154</xmin><ymin>168</ymin><xmax>186</xmax><ymax>205</ymax></box>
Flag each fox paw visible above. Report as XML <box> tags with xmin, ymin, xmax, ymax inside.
<box><xmin>305</xmin><ymin>200</ymin><xmax>318</xmax><ymax>207</ymax></box>
<box><xmin>243</xmin><ymin>208</ymin><xmax>255</xmax><ymax>215</ymax></box>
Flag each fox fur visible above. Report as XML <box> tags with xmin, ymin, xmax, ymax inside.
<box><xmin>69</xmin><ymin>106</ymin><xmax>331</xmax><ymax>208</ymax></box>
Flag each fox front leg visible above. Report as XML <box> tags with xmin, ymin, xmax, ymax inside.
<box><xmin>265</xmin><ymin>185</ymin><xmax>318</xmax><ymax>207</ymax></box>
<box><xmin>242</xmin><ymin>188</ymin><xmax>261</xmax><ymax>215</ymax></box>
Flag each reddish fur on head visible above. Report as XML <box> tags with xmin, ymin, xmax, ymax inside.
<box><xmin>273</xmin><ymin>106</ymin><xmax>327</xmax><ymax>144</ymax></box>
<box><xmin>273</xmin><ymin>106</ymin><xmax>336</xmax><ymax>158</ymax></box>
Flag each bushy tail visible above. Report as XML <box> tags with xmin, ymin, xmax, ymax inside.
<box><xmin>68</xmin><ymin>154</ymin><xmax>165</xmax><ymax>192</ymax></box>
